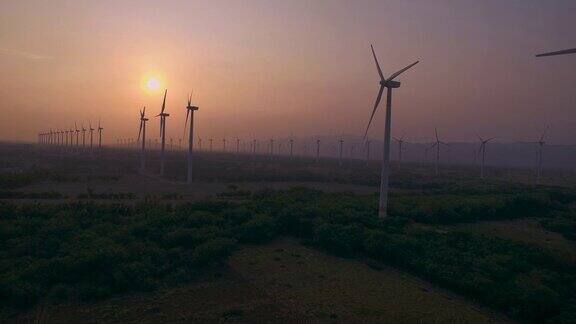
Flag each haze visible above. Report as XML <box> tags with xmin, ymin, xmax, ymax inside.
<box><xmin>1</xmin><ymin>0</ymin><xmax>575</xmax><ymax>144</ymax></box>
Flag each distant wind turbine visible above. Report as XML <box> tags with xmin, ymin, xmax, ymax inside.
<box><xmin>269</xmin><ymin>138</ymin><xmax>274</xmax><ymax>160</ymax></box>
<box><xmin>184</xmin><ymin>92</ymin><xmax>199</xmax><ymax>184</ymax></box>
<box><xmin>393</xmin><ymin>135</ymin><xmax>409</xmax><ymax>168</ymax></box>
<box><xmin>236</xmin><ymin>137</ymin><xmax>240</xmax><ymax>157</ymax></box>
<box><xmin>338</xmin><ymin>137</ymin><xmax>344</xmax><ymax>166</ymax></box>
<box><xmin>74</xmin><ymin>123</ymin><xmax>80</xmax><ymax>150</ymax></box>
<box><xmin>138</xmin><ymin>107</ymin><xmax>149</xmax><ymax>171</ymax></box>
<box><xmin>529</xmin><ymin>128</ymin><xmax>547</xmax><ymax>185</ymax></box>
<box><xmin>429</xmin><ymin>128</ymin><xmax>448</xmax><ymax>176</ymax></box>
<box><xmin>364</xmin><ymin>44</ymin><xmax>419</xmax><ymax>217</ymax></box>
<box><xmin>89</xmin><ymin>122</ymin><xmax>94</xmax><ymax>154</ymax></box>
<box><xmin>316</xmin><ymin>137</ymin><xmax>320</xmax><ymax>163</ymax></box>
<box><xmin>97</xmin><ymin>119</ymin><xmax>103</xmax><ymax>153</ymax></box>
<box><xmin>156</xmin><ymin>89</ymin><xmax>169</xmax><ymax>177</ymax></box>
<box><xmin>476</xmin><ymin>134</ymin><xmax>495</xmax><ymax>179</ymax></box>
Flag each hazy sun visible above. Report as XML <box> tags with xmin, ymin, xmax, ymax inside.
<box><xmin>146</xmin><ymin>77</ymin><xmax>160</xmax><ymax>91</ymax></box>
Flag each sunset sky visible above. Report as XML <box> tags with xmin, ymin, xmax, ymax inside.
<box><xmin>1</xmin><ymin>0</ymin><xmax>575</xmax><ymax>144</ymax></box>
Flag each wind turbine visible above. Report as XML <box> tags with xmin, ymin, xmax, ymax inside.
<box><xmin>236</xmin><ymin>137</ymin><xmax>240</xmax><ymax>157</ymax></box>
<box><xmin>476</xmin><ymin>134</ymin><xmax>495</xmax><ymax>179</ymax></box>
<box><xmin>269</xmin><ymin>138</ymin><xmax>274</xmax><ymax>160</ymax></box>
<box><xmin>428</xmin><ymin>128</ymin><xmax>448</xmax><ymax>176</ymax></box>
<box><xmin>69</xmin><ymin>126</ymin><xmax>74</xmax><ymax>151</ymax></box>
<box><xmin>289</xmin><ymin>137</ymin><xmax>294</xmax><ymax>160</ymax></box>
<box><xmin>74</xmin><ymin>123</ymin><xmax>80</xmax><ymax>150</ymax></box>
<box><xmin>97</xmin><ymin>119</ymin><xmax>103</xmax><ymax>153</ymax></box>
<box><xmin>138</xmin><ymin>107</ymin><xmax>149</xmax><ymax>171</ymax></box>
<box><xmin>393</xmin><ymin>135</ymin><xmax>407</xmax><ymax>168</ymax></box>
<box><xmin>536</xmin><ymin>48</ymin><xmax>576</xmax><ymax>57</ymax></box>
<box><xmin>89</xmin><ymin>122</ymin><xmax>94</xmax><ymax>154</ymax></box>
<box><xmin>530</xmin><ymin>128</ymin><xmax>547</xmax><ymax>185</ymax></box>
<box><xmin>81</xmin><ymin>124</ymin><xmax>86</xmax><ymax>150</ymax></box>
<box><xmin>223</xmin><ymin>138</ymin><xmax>227</xmax><ymax>152</ymax></box>
<box><xmin>155</xmin><ymin>89</ymin><xmax>169</xmax><ymax>176</ymax></box>
<box><xmin>364</xmin><ymin>44</ymin><xmax>419</xmax><ymax>218</ymax></box>
<box><xmin>316</xmin><ymin>137</ymin><xmax>320</xmax><ymax>163</ymax></box>
<box><xmin>184</xmin><ymin>92</ymin><xmax>199</xmax><ymax>184</ymax></box>
<box><xmin>338</xmin><ymin>137</ymin><xmax>344</xmax><ymax>166</ymax></box>
<box><xmin>209</xmin><ymin>138</ymin><xmax>213</xmax><ymax>152</ymax></box>
<box><xmin>64</xmin><ymin>129</ymin><xmax>69</xmax><ymax>150</ymax></box>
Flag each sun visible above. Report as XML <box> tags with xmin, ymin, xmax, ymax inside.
<box><xmin>146</xmin><ymin>77</ymin><xmax>160</xmax><ymax>91</ymax></box>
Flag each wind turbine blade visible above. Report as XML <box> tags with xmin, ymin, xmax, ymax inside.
<box><xmin>387</xmin><ymin>61</ymin><xmax>419</xmax><ymax>81</ymax></box>
<box><xmin>370</xmin><ymin>44</ymin><xmax>385</xmax><ymax>80</ymax></box>
<box><xmin>138</xmin><ymin>121</ymin><xmax>143</xmax><ymax>141</ymax></box>
<box><xmin>161</xmin><ymin>89</ymin><xmax>167</xmax><ymax>114</ymax></box>
<box><xmin>536</xmin><ymin>48</ymin><xmax>576</xmax><ymax>57</ymax></box>
<box><xmin>435</xmin><ymin>128</ymin><xmax>439</xmax><ymax>142</ymax></box>
<box><xmin>183</xmin><ymin>109</ymin><xmax>190</xmax><ymax>138</ymax></box>
<box><xmin>364</xmin><ymin>85</ymin><xmax>385</xmax><ymax>138</ymax></box>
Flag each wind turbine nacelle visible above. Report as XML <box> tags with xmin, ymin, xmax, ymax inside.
<box><xmin>382</xmin><ymin>80</ymin><xmax>401</xmax><ymax>88</ymax></box>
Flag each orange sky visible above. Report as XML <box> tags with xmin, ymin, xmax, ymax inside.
<box><xmin>1</xmin><ymin>0</ymin><xmax>575</xmax><ymax>144</ymax></box>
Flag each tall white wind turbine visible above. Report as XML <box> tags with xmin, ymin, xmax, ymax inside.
<box><xmin>364</xmin><ymin>44</ymin><xmax>419</xmax><ymax>218</ymax></box>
